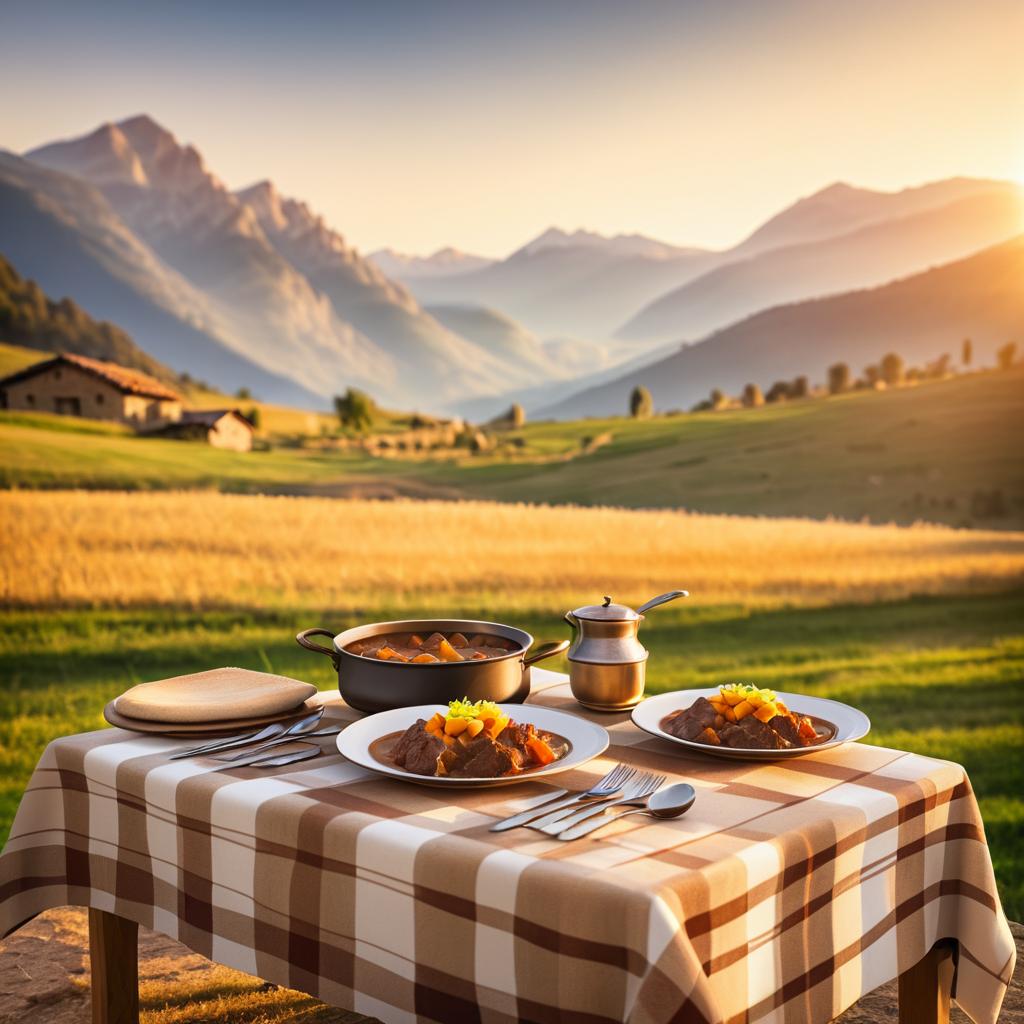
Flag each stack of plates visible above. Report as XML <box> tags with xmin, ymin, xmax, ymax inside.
<box><xmin>104</xmin><ymin>667</ymin><xmax>320</xmax><ymax>736</ymax></box>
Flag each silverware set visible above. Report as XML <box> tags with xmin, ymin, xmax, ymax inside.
<box><xmin>490</xmin><ymin>764</ymin><xmax>695</xmax><ymax>841</ymax></box>
<box><xmin>169</xmin><ymin>707</ymin><xmax>338</xmax><ymax>767</ymax></box>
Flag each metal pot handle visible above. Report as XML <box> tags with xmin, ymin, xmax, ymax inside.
<box><xmin>523</xmin><ymin>639</ymin><xmax>570</xmax><ymax>667</ymax></box>
<box><xmin>295</xmin><ymin>628</ymin><xmax>340</xmax><ymax>670</ymax></box>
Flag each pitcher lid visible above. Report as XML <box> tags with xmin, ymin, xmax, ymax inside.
<box><xmin>571</xmin><ymin>596</ymin><xmax>640</xmax><ymax>621</ymax></box>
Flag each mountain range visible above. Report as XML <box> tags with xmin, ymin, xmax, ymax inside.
<box><xmin>540</xmin><ymin>234</ymin><xmax>1024</xmax><ymax>419</ymax></box>
<box><xmin>2</xmin><ymin>113</ymin><xmax>1021</xmax><ymax>415</ymax></box>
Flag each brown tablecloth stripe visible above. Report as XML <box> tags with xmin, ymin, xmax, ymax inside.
<box><xmin>0</xmin><ymin>669</ymin><xmax>1014</xmax><ymax>1023</ymax></box>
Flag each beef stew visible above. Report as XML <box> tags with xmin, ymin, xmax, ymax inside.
<box><xmin>662</xmin><ymin>684</ymin><xmax>834</xmax><ymax>751</ymax></box>
<box><xmin>345</xmin><ymin>630</ymin><xmax>517</xmax><ymax>664</ymax></box>
<box><xmin>369</xmin><ymin>699</ymin><xmax>570</xmax><ymax>778</ymax></box>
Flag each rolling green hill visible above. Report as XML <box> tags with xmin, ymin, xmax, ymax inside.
<box><xmin>0</xmin><ymin>367</ymin><xmax>1020</xmax><ymax>527</ymax></box>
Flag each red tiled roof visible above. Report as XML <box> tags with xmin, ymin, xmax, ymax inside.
<box><xmin>0</xmin><ymin>353</ymin><xmax>183</xmax><ymax>402</ymax></box>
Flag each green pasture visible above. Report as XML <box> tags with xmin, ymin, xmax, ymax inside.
<box><xmin>1</xmin><ymin>590</ymin><xmax>1021</xmax><ymax>918</ymax></box>
<box><xmin>2</xmin><ymin>366</ymin><xmax>1022</xmax><ymax>527</ymax></box>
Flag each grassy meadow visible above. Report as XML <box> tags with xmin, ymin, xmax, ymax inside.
<box><xmin>1</xmin><ymin>365</ymin><xmax>1022</xmax><ymax>527</ymax></box>
<box><xmin>1</xmin><ymin>489</ymin><xmax>1022</xmax><ymax>918</ymax></box>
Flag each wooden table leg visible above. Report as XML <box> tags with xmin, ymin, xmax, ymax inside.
<box><xmin>898</xmin><ymin>940</ymin><xmax>956</xmax><ymax>1024</ymax></box>
<box><xmin>88</xmin><ymin>908</ymin><xmax>139</xmax><ymax>1024</ymax></box>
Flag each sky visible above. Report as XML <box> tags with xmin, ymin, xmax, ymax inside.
<box><xmin>2</xmin><ymin>0</ymin><xmax>1022</xmax><ymax>257</ymax></box>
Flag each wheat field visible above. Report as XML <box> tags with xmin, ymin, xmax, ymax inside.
<box><xmin>2</xmin><ymin>489</ymin><xmax>1022</xmax><ymax>611</ymax></box>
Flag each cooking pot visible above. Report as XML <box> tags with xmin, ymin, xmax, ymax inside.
<box><xmin>296</xmin><ymin>619</ymin><xmax>569</xmax><ymax>714</ymax></box>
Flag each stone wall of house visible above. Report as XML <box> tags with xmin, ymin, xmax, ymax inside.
<box><xmin>0</xmin><ymin>362</ymin><xmax>182</xmax><ymax>426</ymax></box>
<box><xmin>208</xmin><ymin>414</ymin><xmax>253</xmax><ymax>452</ymax></box>
<box><xmin>1</xmin><ymin>363</ymin><xmax>126</xmax><ymax>422</ymax></box>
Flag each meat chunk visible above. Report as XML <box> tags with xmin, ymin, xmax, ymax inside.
<box><xmin>664</xmin><ymin>697</ymin><xmax>719</xmax><ymax>740</ymax></box>
<box><xmin>393</xmin><ymin>725</ymin><xmax>447</xmax><ymax>775</ymax></box>
<box><xmin>719</xmin><ymin>717</ymin><xmax>788</xmax><ymax>750</ymax></box>
<box><xmin>769</xmin><ymin>712</ymin><xmax>803</xmax><ymax>747</ymax></box>
<box><xmin>459</xmin><ymin>737</ymin><xmax>521</xmax><ymax>777</ymax></box>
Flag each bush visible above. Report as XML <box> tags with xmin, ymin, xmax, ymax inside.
<box><xmin>790</xmin><ymin>376</ymin><xmax>809</xmax><ymax>398</ymax></box>
<box><xmin>629</xmin><ymin>385</ymin><xmax>653</xmax><ymax>419</ymax></box>
<box><xmin>742</xmin><ymin>383</ymin><xmax>764</xmax><ymax>407</ymax></box>
<box><xmin>828</xmin><ymin>363</ymin><xmax>850</xmax><ymax>395</ymax></box>
<box><xmin>962</xmin><ymin>338</ymin><xmax>972</xmax><ymax>367</ymax></box>
<box><xmin>880</xmin><ymin>352</ymin><xmax>905</xmax><ymax>387</ymax></box>
<box><xmin>709</xmin><ymin>388</ymin><xmax>729</xmax><ymax>410</ymax></box>
<box><xmin>765</xmin><ymin>381</ymin><xmax>790</xmax><ymax>403</ymax></box>
<box><xmin>997</xmin><ymin>341</ymin><xmax>1017</xmax><ymax>371</ymax></box>
<box><xmin>235</xmin><ymin>387</ymin><xmax>252</xmax><ymax>400</ymax></box>
<box><xmin>334</xmin><ymin>388</ymin><xmax>377</xmax><ymax>433</ymax></box>
<box><xmin>244</xmin><ymin>406</ymin><xmax>262</xmax><ymax>430</ymax></box>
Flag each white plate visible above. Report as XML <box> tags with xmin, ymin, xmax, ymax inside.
<box><xmin>631</xmin><ymin>688</ymin><xmax>870</xmax><ymax>760</ymax></box>
<box><xmin>336</xmin><ymin>704</ymin><xmax>609</xmax><ymax>787</ymax></box>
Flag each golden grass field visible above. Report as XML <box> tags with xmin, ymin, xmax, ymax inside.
<box><xmin>2</xmin><ymin>489</ymin><xmax>1023</xmax><ymax>611</ymax></box>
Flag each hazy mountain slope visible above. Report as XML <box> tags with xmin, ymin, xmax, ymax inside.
<box><xmin>408</xmin><ymin>241</ymin><xmax>719</xmax><ymax>338</ymax></box>
<box><xmin>236</xmin><ymin>180</ymin><xmax>520</xmax><ymax>403</ymax></box>
<box><xmin>732</xmin><ymin>177</ymin><xmax>1015</xmax><ymax>256</ymax></box>
<box><xmin>0</xmin><ymin>253</ymin><xmax>179</xmax><ymax>383</ymax></box>
<box><xmin>0</xmin><ymin>151</ymin><xmax>319</xmax><ymax>405</ymax></box>
<box><xmin>410</xmin><ymin>178</ymin><xmax>1015</xmax><ymax>341</ymax></box>
<box><xmin>370</xmin><ymin>247</ymin><xmax>494</xmax><ymax>279</ymax></box>
<box><xmin>510</xmin><ymin>226</ymin><xmax>696</xmax><ymax>260</ymax></box>
<box><xmin>619</xmin><ymin>186</ymin><xmax>1024</xmax><ymax>342</ymax></box>
<box><xmin>423</xmin><ymin>304</ymin><xmax>558</xmax><ymax>376</ymax></box>
<box><xmin>543</xmin><ymin>235</ymin><xmax>1024</xmax><ymax>419</ymax></box>
<box><xmin>28</xmin><ymin>118</ymin><xmax>394</xmax><ymax>402</ymax></box>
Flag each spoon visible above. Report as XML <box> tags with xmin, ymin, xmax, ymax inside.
<box><xmin>636</xmin><ymin>590</ymin><xmax>689</xmax><ymax>615</ymax></box>
<box><xmin>556</xmin><ymin>783</ymin><xmax>696</xmax><ymax>841</ymax></box>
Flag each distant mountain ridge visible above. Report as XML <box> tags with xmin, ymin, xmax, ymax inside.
<box><xmin>370</xmin><ymin>247</ymin><xmax>495</xmax><ymax>279</ymax></box>
<box><xmin>541</xmin><ymin>234</ymin><xmax>1024</xmax><ymax>419</ymax></box>
<box><xmin>618</xmin><ymin>185</ymin><xmax>1024</xmax><ymax>342</ymax></box>
<box><xmin>18</xmin><ymin>116</ymin><xmax>552</xmax><ymax>409</ymax></box>
<box><xmin>403</xmin><ymin>178</ymin><xmax>1021</xmax><ymax>343</ymax></box>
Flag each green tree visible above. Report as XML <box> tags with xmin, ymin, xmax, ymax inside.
<box><xmin>790</xmin><ymin>375</ymin><xmax>809</xmax><ymax>398</ymax></box>
<box><xmin>742</xmin><ymin>383</ymin><xmax>764</xmax><ymax>407</ymax></box>
<box><xmin>880</xmin><ymin>352</ymin><xmax>905</xmax><ymax>387</ymax></box>
<box><xmin>962</xmin><ymin>338</ymin><xmax>973</xmax><ymax>367</ymax></box>
<box><xmin>235</xmin><ymin>387</ymin><xmax>252</xmax><ymax>400</ymax></box>
<box><xmin>334</xmin><ymin>388</ymin><xmax>377</xmax><ymax>432</ymax></box>
<box><xmin>997</xmin><ymin>341</ymin><xmax>1017</xmax><ymax>371</ymax></box>
<box><xmin>828</xmin><ymin>363</ymin><xmax>851</xmax><ymax>394</ymax></box>
<box><xmin>244</xmin><ymin>406</ymin><xmax>262</xmax><ymax>430</ymax></box>
<box><xmin>765</xmin><ymin>381</ymin><xmax>790</xmax><ymax>403</ymax></box>
<box><xmin>629</xmin><ymin>385</ymin><xmax>653</xmax><ymax>419</ymax></box>
<box><xmin>710</xmin><ymin>388</ymin><xmax>728</xmax><ymax>410</ymax></box>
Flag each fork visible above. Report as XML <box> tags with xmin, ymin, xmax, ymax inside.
<box><xmin>532</xmin><ymin>772</ymin><xmax>666</xmax><ymax>836</ymax></box>
<box><xmin>213</xmin><ymin>725</ymin><xmax>341</xmax><ymax>761</ymax></box>
<box><xmin>489</xmin><ymin>764</ymin><xmax>637</xmax><ymax>832</ymax></box>
<box><xmin>169</xmin><ymin>708</ymin><xmax>324</xmax><ymax>760</ymax></box>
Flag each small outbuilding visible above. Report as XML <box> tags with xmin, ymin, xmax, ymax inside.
<box><xmin>0</xmin><ymin>353</ymin><xmax>183</xmax><ymax>426</ymax></box>
<box><xmin>154</xmin><ymin>409</ymin><xmax>255</xmax><ymax>452</ymax></box>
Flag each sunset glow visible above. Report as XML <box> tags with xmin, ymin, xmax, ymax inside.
<box><xmin>2</xmin><ymin>0</ymin><xmax>1023</xmax><ymax>255</ymax></box>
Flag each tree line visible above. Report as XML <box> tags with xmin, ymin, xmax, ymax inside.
<box><xmin>628</xmin><ymin>339</ymin><xmax>1019</xmax><ymax>417</ymax></box>
<box><xmin>0</xmin><ymin>254</ymin><xmax>179</xmax><ymax>385</ymax></box>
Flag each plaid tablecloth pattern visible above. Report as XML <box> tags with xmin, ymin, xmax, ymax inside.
<box><xmin>0</xmin><ymin>669</ymin><xmax>1014</xmax><ymax>1024</ymax></box>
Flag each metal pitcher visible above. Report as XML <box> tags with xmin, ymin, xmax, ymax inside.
<box><xmin>564</xmin><ymin>590</ymin><xmax>687</xmax><ymax>711</ymax></box>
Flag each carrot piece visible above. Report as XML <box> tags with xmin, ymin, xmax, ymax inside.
<box><xmin>438</xmin><ymin>639</ymin><xmax>464</xmax><ymax>662</ymax></box>
<box><xmin>526</xmin><ymin>737</ymin><xmax>556</xmax><ymax>765</ymax></box>
<box><xmin>465</xmin><ymin>719</ymin><xmax>485</xmax><ymax>738</ymax></box>
<box><xmin>411</xmin><ymin>652</ymin><xmax>439</xmax><ymax>664</ymax></box>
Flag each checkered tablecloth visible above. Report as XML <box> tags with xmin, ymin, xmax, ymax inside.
<box><xmin>0</xmin><ymin>669</ymin><xmax>1014</xmax><ymax>1023</ymax></box>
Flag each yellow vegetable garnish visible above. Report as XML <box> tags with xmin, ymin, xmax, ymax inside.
<box><xmin>718</xmin><ymin>684</ymin><xmax>779</xmax><ymax>720</ymax></box>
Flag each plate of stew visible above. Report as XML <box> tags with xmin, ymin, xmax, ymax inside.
<box><xmin>632</xmin><ymin>685</ymin><xmax>870</xmax><ymax>760</ymax></box>
<box><xmin>337</xmin><ymin>700</ymin><xmax>609</xmax><ymax>787</ymax></box>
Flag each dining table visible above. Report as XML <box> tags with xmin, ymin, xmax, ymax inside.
<box><xmin>0</xmin><ymin>668</ymin><xmax>1015</xmax><ymax>1024</ymax></box>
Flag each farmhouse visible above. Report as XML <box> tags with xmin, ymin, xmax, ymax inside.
<box><xmin>0</xmin><ymin>353</ymin><xmax>183</xmax><ymax>426</ymax></box>
<box><xmin>153</xmin><ymin>409</ymin><xmax>255</xmax><ymax>452</ymax></box>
